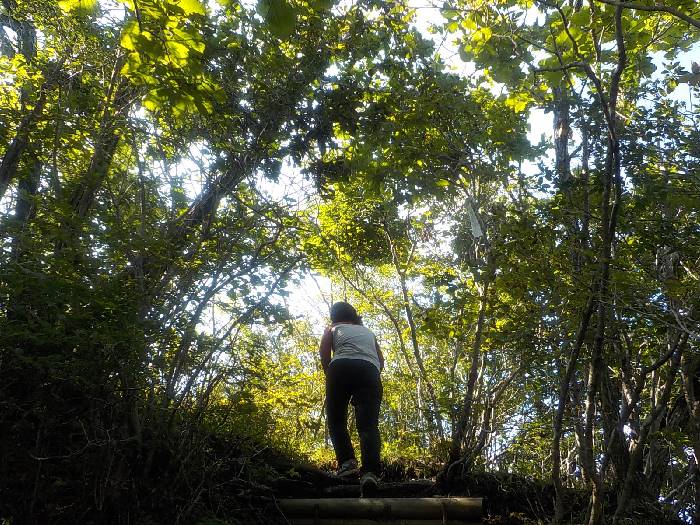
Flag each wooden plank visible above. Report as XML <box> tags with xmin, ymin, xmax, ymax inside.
<box><xmin>290</xmin><ymin>520</ymin><xmax>480</xmax><ymax>525</ymax></box>
<box><xmin>278</xmin><ymin>497</ymin><xmax>483</xmax><ymax>520</ymax></box>
<box><xmin>320</xmin><ymin>480</ymin><xmax>435</xmax><ymax>498</ymax></box>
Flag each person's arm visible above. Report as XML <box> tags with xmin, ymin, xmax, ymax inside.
<box><xmin>375</xmin><ymin>336</ymin><xmax>384</xmax><ymax>372</ymax></box>
<box><xmin>319</xmin><ymin>326</ymin><xmax>333</xmax><ymax>374</ymax></box>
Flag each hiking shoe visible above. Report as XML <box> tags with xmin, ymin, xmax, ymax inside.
<box><xmin>336</xmin><ymin>458</ymin><xmax>359</xmax><ymax>478</ymax></box>
<box><xmin>360</xmin><ymin>472</ymin><xmax>379</xmax><ymax>498</ymax></box>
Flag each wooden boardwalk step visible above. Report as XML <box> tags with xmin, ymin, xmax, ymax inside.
<box><xmin>282</xmin><ymin>518</ymin><xmax>481</xmax><ymax>525</ymax></box>
<box><xmin>278</xmin><ymin>497</ymin><xmax>483</xmax><ymax>524</ymax></box>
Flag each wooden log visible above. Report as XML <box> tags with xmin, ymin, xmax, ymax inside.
<box><xmin>321</xmin><ymin>480</ymin><xmax>436</xmax><ymax>498</ymax></box>
<box><xmin>289</xmin><ymin>518</ymin><xmax>481</xmax><ymax>525</ymax></box>
<box><xmin>279</xmin><ymin>497</ymin><xmax>483</xmax><ymax>520</ymax></box>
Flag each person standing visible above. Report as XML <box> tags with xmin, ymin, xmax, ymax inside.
<box><xmin>319</xmin><ymin>301</ymin><xmax>384</xmax><ymax>496</ymax></box>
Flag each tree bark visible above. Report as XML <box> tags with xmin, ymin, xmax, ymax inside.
<box><xmin>613</xmin><ymin>341</ymin><xmax>684</xmax><ymax>521</ymax></box>
<box><xmin>0</xmin><ymin>91</ymin><xmax>46</xmax><ymax>200</ymax></box>
<box><xmin>581</xmin><ymin>5</ymin><xmax>627</xmax><ymax>524</ymax></box>
<box><xmin>385</xmin><ymin>229</ymin><xmax>445</xmax><ymax>441</ymax></box>
<box><xmin>680</xmin><ymin>353</ymin><xmax>700</xmax><ymax>525</ymax></box>
<box><xmin>9</xmin><ymin>159</ymin><xmax>40</xmax><ymax>259</ymax></box>
<box><xmin>553</xmin><ymin>86</ymin><xmax>571</xmax><ymax>188</ymax></box>
<box><xmin>551</xmin><ymin>285</ymin><xmax>597</xmax><ymax>523</ymax></box>
<box><xmin>448</xmin><ymin>277</ymin><xmax>490</xmax><ymax>466</ymax></box>
<box><xmin>68</xmin><ymin>80</ymin><xmax>133</xmax><ymax>220</ymax></box>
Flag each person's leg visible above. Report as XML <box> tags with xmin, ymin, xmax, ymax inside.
<box><xmin>352</xmin><ymin>361</ymin><xmax>382</xmax><ymax>475</ymax></box>
<box><xmin>326</xmin><ymin>360</ymin><xmax>355</xmax><ymax>466</ymax></box>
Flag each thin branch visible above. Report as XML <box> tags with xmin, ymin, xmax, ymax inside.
<box><xmin>593</xmin><ymin>0</ymin><xmax>700</xmax><ymax>31</ymax></box>
<box><xmin>670</xmin><ymin>305</ymin><xmax>700</xmax><ymax>342</ymax></box>
<box><xmin>661</xmin><ymin>472</ymin><xmax>698</xmax><ymax>502</ymax></box>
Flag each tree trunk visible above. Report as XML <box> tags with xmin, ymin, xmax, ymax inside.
<box><xmin>68</xmin><ymin>80</ymin><xmax>133</xmax><ymax>220</ymax></box>
<box><xmin>0</xmin><ymin>91</ymin><xmax>46</xmax><ymax>199</ymax></box>
<box><xmin>551</xmin><ymin>287</ymin><xmax>597</xmax><ymax>524</ymax></box>
<box><xmin>448</xmin><ymin>277</ymin><xmax>490</xmax><ymax>466</ymax></box>
<box><xmin>396</xmin><ymin>257</ymin><xmax>444</xmax><ymax>441</ymax></box>
<box><xmin>613</xmin><ymin>343</ymin><xmax>683</xmax><ymax>522</ymax></box>
<box><xmin>587</xmin><ymin>481</ymin><xmax>604</xmax><ymax>525</ymax></box>
<box><xmin>693</xmin><ymin>443</ymin><xmax>700</xmax><ymax>525</ymax></box>
<box><xmin>384</xmin><ymin>226</ymin><xmax>444</xmax><ymax>441</ymax></box>
<box><xmin>581</xmin><ymin>7</ymin><xmax>627</xmax><ymax>524</ymax></box>
<box><xmin>0</xmin><ymin>10</ymin><xmax>41</xmax><ymax>199</ymax></box>
<box><xmin>598</xmin><ymin>363</ymin><xmax>629</xmax><ymax>485</ymax></box>
<box><xmin>681</xmin><ymin>353</ymin><xmax>700</xmax><ymax>525</ymax></box>
<box><xmin>553</xmin><ymin>86</ymin><xmax>571</xmax><ymax>188</ymax></box>
<box><xmin>9</xmin><ymin>159</ymin><xmax>40</xmax><ymax>259</ymax></box>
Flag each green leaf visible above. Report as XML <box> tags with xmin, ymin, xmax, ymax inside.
<box><xmin>120</xmin><ymin>20</ymin><xmax>140</xmax><ymax>51</ymax></box>
<box><xmin>458</xmin><ymin>44</ymin><xmax>472</xmax><ymax>62</ymax></box>
<box><xmin>313</xmin><ymin>0</ymin><xmax>333</xmax><ymax>11</ymax></box>
<box><xmin>258</xmin><ymin>0</ymin><xmax>297</xmax><ymax>39</ymax></box>
<box><xmin>472</xmin><ymin>26</ymin><xmax>492</xmax><ymax>43</ymax></box>
<box><xmin>460</xmin><ymin>18</ymin><xmax>477</xmax><ymax>30</ymax></box>
<box><xmin>165</xmin><ymin>39</ymin><xmax>191</xmax><ymax>62</ymax></box>
<box><xmin>57</xmin><ymin>0</ymin><xmax>97</xmax><ymax>13</ymax></box>
<box><xmin>555</xmin><ymin>31</ymin><xmax>570</xmax><ymax>47</ymax></box>
<box><xmin>505</xmin><ymin>92</ymin><xmax>532</xmax><ymax>113</ymax></box>
<box><xmin>638</xmin><ymin>57</ymin><xmax>657</xmax><ymax>78</ymax></box>
<box><xmin>175</xmin><ymin>0</ymin><xmax>206</xmax><ymax>15</ymax></box>
<box><xmin>570</xmin><ymin>8</ymin><xmax>591</xmax><ymax>28</ymax></box>
<box><xmin>171</xmin><ymin>27</ymin><xmax>206</xmax><ymax>55</ymax></box>
<box><xmin>142</xmin><ymin>90</ymin><xmax>162</xmax><ymax>111</ymax></box>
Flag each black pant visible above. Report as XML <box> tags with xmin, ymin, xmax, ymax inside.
<box><xmin>326</xmin><ymin>358</ymin><xmax>382</xmax><ymax>474</ymax></box>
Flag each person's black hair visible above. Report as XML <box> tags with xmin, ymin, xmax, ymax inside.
<box><xmin>330</xmin><ymin>301</ymin><xmax>362</xmax><ymax>325</ymax></box>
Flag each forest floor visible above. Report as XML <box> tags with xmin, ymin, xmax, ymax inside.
<box><xmin>1</xmin><ymin>433</ymin><xmax>685</xmax><ymax>524</ymax></box>
<box><xmin>220</xmin><ymin>450</ymin><xmax>685</xmax><ymax>525</ymax></box>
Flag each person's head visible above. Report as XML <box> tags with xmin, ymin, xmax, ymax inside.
<box><xmin>330</xmin><ymin>301</ymin><xmax>362</xmax><ymax>325</ymax></box>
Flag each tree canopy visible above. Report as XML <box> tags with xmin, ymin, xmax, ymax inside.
<box><xmin>0</xmin><ymin>0</ymin><xmax>698</xmax><ymax>523</ymax></box>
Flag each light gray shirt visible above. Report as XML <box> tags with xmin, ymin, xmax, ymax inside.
<box><xmin>331</xmin><ymin>323</ymin><xmax>381</xmax><ymax>371</ymax></box>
